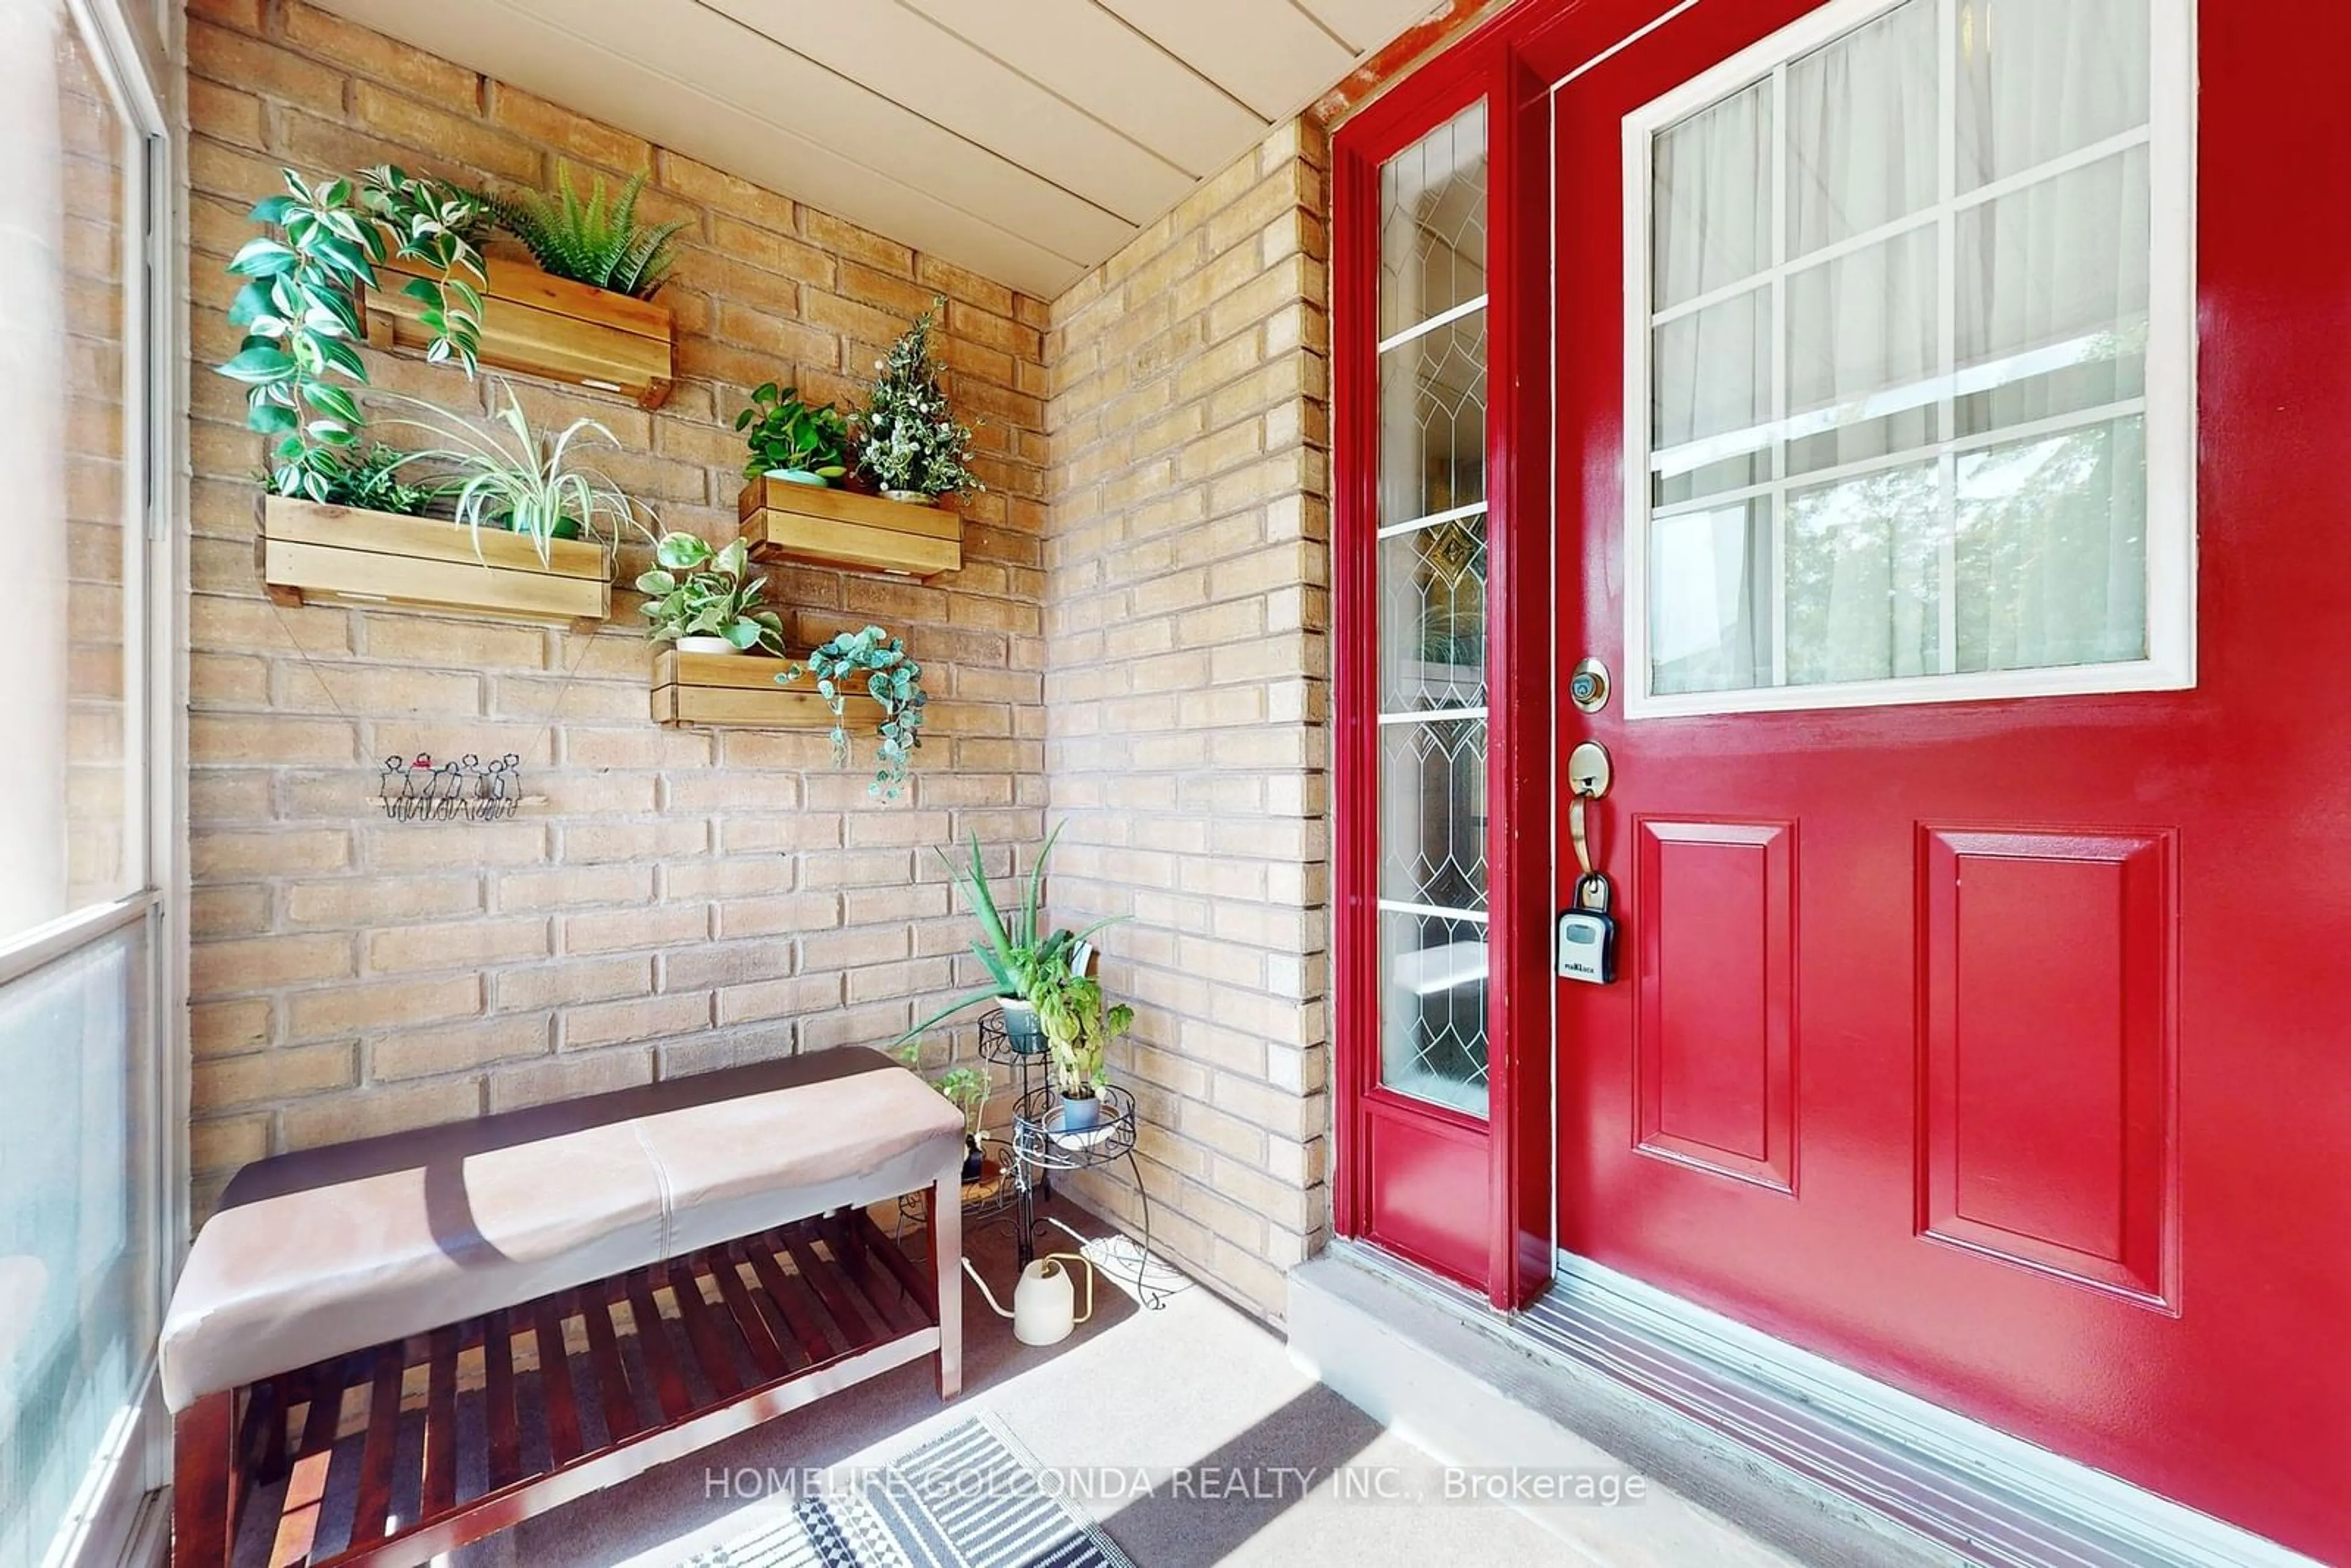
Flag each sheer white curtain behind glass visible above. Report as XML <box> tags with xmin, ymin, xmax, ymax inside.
<box><xmin>1645</xmin><ymin>0</ymin><xmax>2154</xmax><ymax>699</ymax></box>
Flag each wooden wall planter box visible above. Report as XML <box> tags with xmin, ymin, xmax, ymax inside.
<box><xmin>738</xmin><ymin>478</ymin><xmax>963</xmax><ymax>579</ymax></box>
<box><xmin>651</xmin><ymin>649</ymin><xmax>885</xmax><ymax>730</ymax></box>
<box><xmin>364</xmin><ymin>255</ymin><xmax>675</xmax><ymax>410</ymax></box>
<box><xmin>260</xmin><ymin>497</ymin><xmax>611</xmax><ymax>628</ymax></box>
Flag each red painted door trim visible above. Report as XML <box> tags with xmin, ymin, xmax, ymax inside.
<box><xmin>1332</xmin><ymin>26</ymin><xmax>1553</xmax><ymax>1308</ymax></box>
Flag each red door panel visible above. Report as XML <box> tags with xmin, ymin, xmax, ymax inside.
<box><xmin>1633</xmin><ymin>820</ymin><xmax>1795</xmax><ymax>1191</ymax></box>
<box><xmin>1546</xmin><ymin>0</ymin><xmax>2351</xmax><ymax>1558</ymax></box>
<box><xmin>1919</xmin><ymin>828</ymin><xmax>2174</xmax><ymax>1302</ymax></box>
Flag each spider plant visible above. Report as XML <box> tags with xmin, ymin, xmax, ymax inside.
<box><xmin>474</xmin><ymin>168</ymin><xmax>687</xmax><ymax>300</ymax></box>
<box><xmin>373</xmin><ymin>380</ymin><xmax>649</xmax><ymax>562</ymax></box>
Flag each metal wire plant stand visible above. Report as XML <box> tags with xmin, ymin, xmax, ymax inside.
<box><xmin>898</xmin><ymin>1009</ymin><xmax>1171</xmax><ymax>1310</ymax></box>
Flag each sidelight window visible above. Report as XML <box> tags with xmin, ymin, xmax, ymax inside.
<box><xmin>1374</xmin><ymin>102</ymin><xmax>1491</xmax><ymax>1116</ymax></box>
<box><xmin>1624</xmin><ymin>0</ymin><xmax>2192</xmax><ymax>716</ymax></box>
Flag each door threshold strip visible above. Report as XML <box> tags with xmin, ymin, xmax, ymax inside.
<box><xmin>1329</xmin><ymin>1240</ymin><xmax>2314</xmax><ymax>1568</ymax></box>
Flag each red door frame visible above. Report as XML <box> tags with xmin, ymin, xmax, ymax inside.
<box><xmin>1330</xmin><ymin>8</ymin><xmax>1555</xmax><ymax>1309</ymax></box>
<box><xmin>1332</xmin><ymin>0</ymin><xmax>1710</xmax><ymax>1311</ymax></box>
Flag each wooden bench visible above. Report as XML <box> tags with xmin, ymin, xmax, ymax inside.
<box><xmin>161</xmin><ymin>1048</ymin><xmax>965</xmax><ymax>1568</ymax></box>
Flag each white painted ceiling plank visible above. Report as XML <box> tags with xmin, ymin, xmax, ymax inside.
<box><xmin>505</xmin><ymin>0</ymin><xmax>1135</xmax><ymax>259</ymax></box>
<box><xmin>696</xmin><ymin>0</ymin><xmax>1191</xmax><ymax>224</ymax></box>
<box><xmin>1294</xmin><ymin>0</ymin><xmax>1443</xmax><ymax>53</ymax></box>
<box><xmin>1094</xmin><ymin>0</ymin><xmax>1355</xmax><ymax>119</ymax></box>
<box><xmin>314</xmin><ymin>0</ymin><xmax>1094</xmax><ymax>294</ymax></box>
<box><xmin>903</xmin><ymin>0</ymin><xmax>1269</xmax><ymax>177</ymax></box>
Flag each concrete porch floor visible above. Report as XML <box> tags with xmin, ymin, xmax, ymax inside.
<box><xmin>448</xmin><ymin>1197</ymin><xmax>1813</xmax><ymax>1568</ymax></box>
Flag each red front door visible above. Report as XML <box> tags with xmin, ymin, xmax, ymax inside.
<box><xmin>1548</xmin><ymin>0</ymin><xmax>2351</xmax><ymax>1558</ymax></box>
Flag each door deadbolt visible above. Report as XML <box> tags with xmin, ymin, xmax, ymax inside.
<box><xmin>1570</xmin><ymin>657</ymin><xmax>1611</xmax><ymax>714</ymax></box>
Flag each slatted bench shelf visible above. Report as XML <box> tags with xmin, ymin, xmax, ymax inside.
<box><xmin>165</xmin><ymin>1049</ymin><xmax>965</xmax><ymax>1568</ymax></box>
<box><xmin>219</xmin><ymin>1212</ymin><xmax>934</xmax><ymax>1568</ymax></box>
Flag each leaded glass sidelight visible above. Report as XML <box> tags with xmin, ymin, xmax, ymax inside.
<box><xmin>1374</xmin><ymin>102</ymin><xmax>1491</xmax><ymax>1116</ymax></box>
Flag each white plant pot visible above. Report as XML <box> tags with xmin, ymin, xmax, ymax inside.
<box><xmin>882</xmin><ymin>488</ymin><xmax>934</xmax><ymax>505</ymax></box>
<box><xmin>675</xmin><ymin>635</ymin><xmax>741</xmax><ymax>655</ymax></box>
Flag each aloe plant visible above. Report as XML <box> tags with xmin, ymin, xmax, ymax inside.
<box><xmin>897</xmin><ymin>823</ymin><xmax>1125</xmax><ymax>1042</ymax></box>
<box><xmin>476</xmin><ymin>168</ymin><xmax>686</xmax><ymax>300</ymax></box>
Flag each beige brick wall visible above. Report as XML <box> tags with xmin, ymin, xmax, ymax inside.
<box><xmin>184</xmin><ymin>0</ymin><xmax>1049</xmax><ymax>1216</ymax></box>
<box><xmin>1041</xmin><ymin>122</ymin><xmax>1333</xmax><ymax>1320</ymax></box>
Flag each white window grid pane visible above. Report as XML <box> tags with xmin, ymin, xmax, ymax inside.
<box><xmin>1621</xmin><ymin>0</ymin><xmax>2193</xmax><ymax>717</ymax></box>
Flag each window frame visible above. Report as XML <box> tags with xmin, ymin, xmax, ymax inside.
<box><xmin>0</xmin><ymin>0</ymin><xmax>184</xmax><ymax>1562</ymax></box>
<box><xmin>1618</xmin><ymin>0</ymin><xmax>2197</xmax><ymax>719</ymax></box>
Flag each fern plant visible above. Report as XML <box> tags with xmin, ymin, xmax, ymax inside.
<box><xmin>478</xmin><ymin>168</ymin><xmax>686</xmax><ymax>299</ymax></box>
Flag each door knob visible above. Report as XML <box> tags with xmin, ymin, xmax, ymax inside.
<box><xmin>1568</xmin><ymin>740</ymin><xmax>1612</xmax><ymax>799</ymax></box>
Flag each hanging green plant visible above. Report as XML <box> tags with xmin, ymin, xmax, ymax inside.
<box><xmin>217</xmin><ymin>165</ymin><xmax>488</xmax><ymax>503</ymax></box>
<box><xmin>782</xmin><ymin>626</ymin><xmax>927</xmax><ymax>798</ymax></box>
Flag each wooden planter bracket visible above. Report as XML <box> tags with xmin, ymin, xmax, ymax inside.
<box><xmin>738</xmin><ymin>478</ymin><xmax>963</xmax><ymax>579</ymax></box>
<box><xmin>364</xmin><ymin>255</ymin><xmax>675</xmax><ymax>410</ymax></box>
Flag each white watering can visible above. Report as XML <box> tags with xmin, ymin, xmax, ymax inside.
<box><xmin>964</xmin><ymin>1253</ymin><xmax>1094</xmax><ymax>1346</ymax></box>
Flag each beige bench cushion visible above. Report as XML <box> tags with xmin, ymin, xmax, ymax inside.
<box><xmin>160</xmin><ymin>1048</ymin><xmax>963</xmax><ymax>1411</ymax></box>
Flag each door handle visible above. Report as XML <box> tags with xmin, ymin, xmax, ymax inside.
<box><xmin>1568</xmin><ymin>740</ymin><xmax>1611</xmax><ymax>887</ymax></box>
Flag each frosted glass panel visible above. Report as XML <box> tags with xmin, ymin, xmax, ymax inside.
<box><xmin>1380</xmin><ymin>910</ymin><xmax>1489</xmax><ymax>1117</ymax></box>
<box><xmin>0</xmin><ymin>924</ymin><xmax>154</xmax><ymax>1568</ymax></box>
<box><xmin>1651</xmin><ymin>500</ymin><xmax>1772</xmax><ymax>695</ymax></box>
<box><xmin>1637</xmin><ymin>0</ymin><xmax>2161</xmax><ymax>705</ymax></box>
<box><xmin>1955</xmin><ymin>0</ymin><xmax>2150</xmax><ymax>191</ymax></box>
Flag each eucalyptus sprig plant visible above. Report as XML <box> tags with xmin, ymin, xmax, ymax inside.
<box><xmin>375</xmin><ymin>381</ymin><xmax>648</xmax><ymax>563</ymax></box>
<box><xmin>783</xmin><ymin>626</ymin><xmax>928</xmax><ymax>798</ymax></box>
<box><xmin>218</xmin><ymin>165</ymin><xmax>487</xmax><ymax>501</ymax></box>
<box><xmin>636</xmin><ymin>533</ymin><xmax>784</xmax><ymax>653</ymax></box>
<box><xmin>856</xmin><ymin>301</ymin><xmax>982</xmax><ymax>500</ymax></box>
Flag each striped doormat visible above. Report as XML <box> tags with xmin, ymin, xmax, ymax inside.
<box><xmin>688</xmin><ymin>1416</ymin><xmax>1134</xmax><ymax>1568</ymax></box>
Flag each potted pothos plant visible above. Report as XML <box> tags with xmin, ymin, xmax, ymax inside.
<box><xmin>637</xmin><ymin>533</ymin><xmax>784</xmax><ymax>655</ymax></box>
<box><xmin>901</xmin><ymin>823</ymin><xmax>1120</xmax><ymax>1053</ymax></box>
<box><xmin>738</xmin><ymin>383</ymin><xmax>850</xmax><ymax>487</ymax></box>
<box><xmin>1035</xmin><ymin>951</ymin><xmax>1132</xmax><ymax>1136</ymax></box>
<box><xmin>857</xmin><ymin>300</ymin><xmax>982</xmax><ymax>505</ymax></box>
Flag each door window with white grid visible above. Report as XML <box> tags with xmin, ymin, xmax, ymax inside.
<box><xmin>1623</xmin><ymin>0</ymin><xmax>2192</xmax><ymax>716</ymax></box>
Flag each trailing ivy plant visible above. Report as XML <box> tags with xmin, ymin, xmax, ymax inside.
<box><xmin>782</xmin><ymin>626</ymin><xmax>927</xmax><ymax>798</ymax></box>
<box><xmin>218</xmin><ymin>165</ymin><xmax>487</xmax><ymax>501</ymax></box>
<box><xmin>474</xmin><ymin>168</ymin><xmax>687</xmax><ymax>300</ymax></box>
<box><xmin>856</xmin><ymin>300</ymin><xmax>983</xmax><ymax>500</ymax></box>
